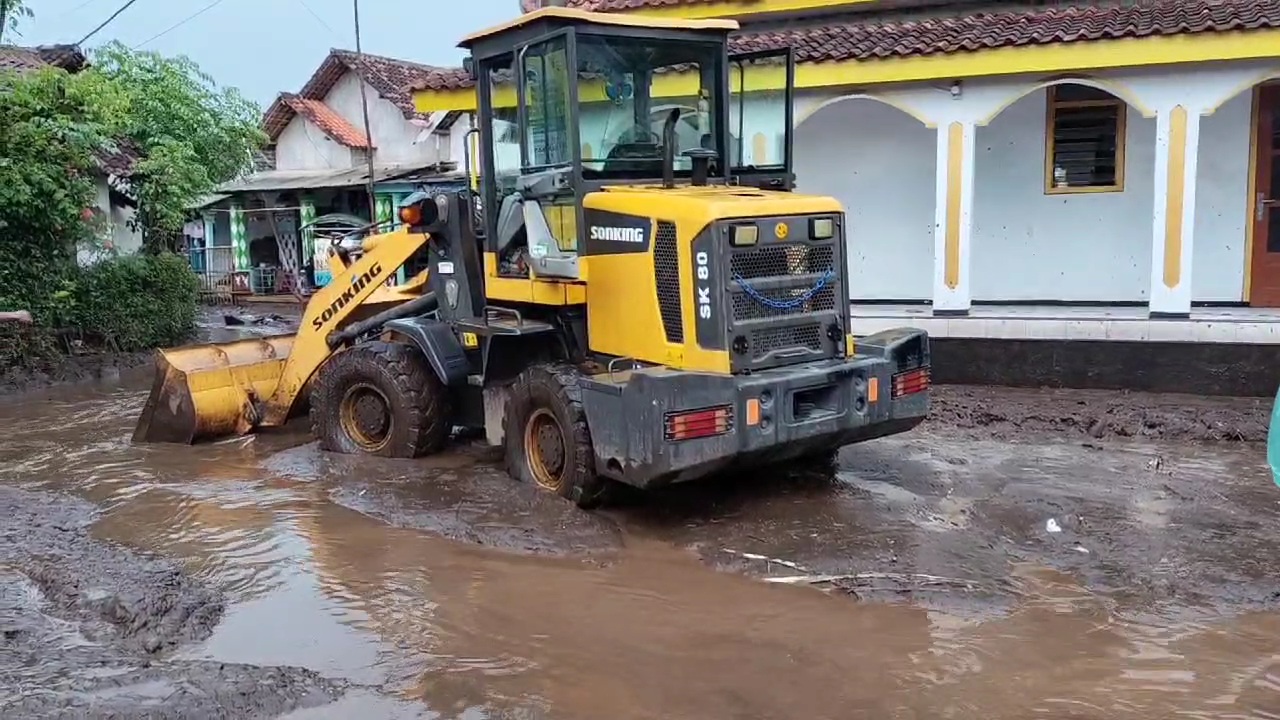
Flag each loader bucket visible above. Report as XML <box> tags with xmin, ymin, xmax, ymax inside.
<box><xmin>132</xmin><ymin>335</ymin><xmax>296</xmax><ymax>444</ymax></box>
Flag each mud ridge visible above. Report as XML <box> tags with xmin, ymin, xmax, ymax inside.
<box><xmin>926</xmin><ymin>385</ymin><xmax>1271</xmax><ymax>443</ymax></box>
<box><xmin>0</xmin><ymin>486</ymin><xmax>345</xmax><ymax>719</ymax></box>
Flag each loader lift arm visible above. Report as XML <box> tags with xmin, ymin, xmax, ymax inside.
<box><xmin>133</xmin><ymin>227</ymin><xmax>434</xmax><ymax>444</ymax></box>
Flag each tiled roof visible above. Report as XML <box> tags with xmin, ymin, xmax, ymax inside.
<box><xmin>281</xmin><ymin>94</ymin><xmax>371</xmax><ymax>148</ymax></box>
<box><xmin>733</xmin><ymin>0</ymin><xmax>1280</xmax><ymax>61</ymax></box>
<box><xmin>408</xmin><ymin>66</ymin><xmax>473</xmax><ymax>92</ymax></box>
<box><xmin>94</xmin><ymin>138</ymin><xmax>144</xmax><ymax>179</ymax></box>
<box><xmin>0</xmin><ymin>46</ymin><xmax>48</xmax><ymax>71</ymax></box>
<box><xmin>0</xmin><ymin>43</ymin><xmax>86</xmax><ymax>72</ymax></box>
<box><xmin>303</xmin><ymin>49</ymin><xmax>452</xmax><ymax>119</ymax></box>
<box><xmin>263</xmin><ymin>48</ymin><xmax>458</xmax><ymax>140</ymax></box>
<box><xmin>421</xmin><ymin>0</ymin><xmax>1280</xmax><ymax>92</ymax></box>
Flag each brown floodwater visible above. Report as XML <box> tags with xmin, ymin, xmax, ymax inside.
<box><xmin>2</xmin><ymin>375</ymin><xmax>1280</xmax><ymax>719</ymax></box>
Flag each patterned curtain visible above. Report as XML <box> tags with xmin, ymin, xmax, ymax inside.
<box><xmin>229</xmin><ymin>205</ymin><xmax>249</xmax><ymax>271</ymax></box>
<box><xmin>299</xmin><ymin>198</ymin><xmax>317</xmax><ymax>264</ymax></box>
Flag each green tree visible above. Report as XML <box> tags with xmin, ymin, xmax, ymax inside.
<box><xmin>0</xmin><ymin>0</ymin><xmax>33</xmax><ymax>42</ymax></box>
<box><xmin>0</xmin><ymin>66</ymin><xmax>127</xmax><ymax>319</ymax></box>
<box><xmin>90</xmin><ymin>42</ymin><xmax>266</xmax><ymax>251</ymax></box>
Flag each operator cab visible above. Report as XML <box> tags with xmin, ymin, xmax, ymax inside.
<box><xmin>459</xmin><ymin>7</ymin><xmax>796</xmax><ymax>281</ymax></box>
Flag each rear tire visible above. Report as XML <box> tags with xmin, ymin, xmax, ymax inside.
<box><xmin>310</xmin><ymin>341</ymin><xmax>450</xmax><ymax>458</ymax></box>
<box><xmin>504</xmin><ymin>364</ymin><xmax>610</xmax><ymax>509</ymax></box>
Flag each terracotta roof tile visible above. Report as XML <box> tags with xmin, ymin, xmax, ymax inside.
<box><xmin>0</xmin><ymin>46</ymin><xmax>48</xmax><ymax>71</ymax></box>
<box><xmin>281</xmin><ymin>94</ymin><xmax>371</xmax><ymax>148</ymax></box>
<box><xmin>427</xmin><ymin>0</ymin><xmax>1280</xmax><ymax>94</ymax></box>
<box><xmin>732</xmin><ymin>0</ymin><xmax>1280</xmax><ymax>61</ymax></box>
<box><xmin>322</xmin><ymin>50</ymin><xmax>453</xmax><ymax>118</ymax></box>
<box><xmin>0</xmin><ymin>43</ymin><xmax>86</xmax><ymax>72</ymax></box>
<box><xmin>93</xmin><ymin>137</ymin><xmax>143</xmax><ymax>179</ymax></box>
<box><xmin>263</xmin><ymin>49</ymin><xmax>461</xmax><ymax>141</ymax></box>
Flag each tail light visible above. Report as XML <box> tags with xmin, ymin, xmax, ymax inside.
<box><xmin>891</xmin><ymin>367</ymin><xmax>930</xmax><ymax>398</ymax></box>
<box><xmin>664</xmin><ymin>405</ymin><xmax>734</xmax><ymax>442</ymax></box>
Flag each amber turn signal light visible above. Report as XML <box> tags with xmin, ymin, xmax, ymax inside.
<box><xmin>398</xmin><ymin>203</ymin><xmax>423</xmax><ymax>226</ymax></box>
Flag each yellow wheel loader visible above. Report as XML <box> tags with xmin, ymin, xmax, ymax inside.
<box><xmin>134</xmin><ymin>7</ymin><xmax>932</xmax><ymax>508</ymax></box>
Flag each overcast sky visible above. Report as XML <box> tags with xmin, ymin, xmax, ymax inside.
<box><xmin>18</xmin><ymin>0</ymin><xmax>515</xmax><ymax>106</ymax></box>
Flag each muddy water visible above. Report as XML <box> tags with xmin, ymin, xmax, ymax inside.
<box><xmin>3</xmin><ymin>379</ymin><xmax>1280</xmax><ymax>719</ymax></box>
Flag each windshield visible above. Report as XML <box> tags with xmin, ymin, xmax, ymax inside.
<box><xmin>572</xmin><ymin>35</ymin><xmax>723</xmax><ymax>181</ymax></box>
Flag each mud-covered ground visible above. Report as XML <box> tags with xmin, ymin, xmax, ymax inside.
<box><xmin>0</xmin><ymin>486</ymin><xmax>344</xmax><ymax>718</ymax></box>
<box><xmin>0</xmin><ymin>304</ymin><xmax>300</xmax><ymax>395</ymax></box>
<box><xmin>0</xmin><ymin>375</ymin><xmax>1277</xmax><ymax>718</ymax></box>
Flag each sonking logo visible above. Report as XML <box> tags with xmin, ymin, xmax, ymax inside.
<box><xmin>589</xmin><ymin>225</ymin><xmax>645</xmax><ymax>243</ymax></box>
<box><xmin>311</xmin><ymin>262</ymin><xmax>385</xmax><ymax>329</ymax></box>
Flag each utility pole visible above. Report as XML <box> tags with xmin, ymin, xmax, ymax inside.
<box><xmin>352</xmin><ymin>0</ymin><xmax>379</xmax><ymax>225</ymax></box>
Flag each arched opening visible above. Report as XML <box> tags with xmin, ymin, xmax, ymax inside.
<box><xmin>971</xmin><ymin>81</ymin><xmax>1154</xmax><ymax>302</ymax></box>
<box><xmin>1199</xmin><ymin>77</ymin><xmax>1280</xmax><ymax>306</ymax></box>
<box><xmin>795</xmin><ymin>96</ymin><xmax>936</xmax><ymax>302</ymax></box>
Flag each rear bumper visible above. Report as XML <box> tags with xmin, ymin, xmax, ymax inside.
<box><xmin>580</xmin><ymin>327</ymin><xmax>930</xmax><ymax>489</ymax></box>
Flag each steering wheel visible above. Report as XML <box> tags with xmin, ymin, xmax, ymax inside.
<box><xmin>618</xmin><ymin>124</ymin><xmax>659</xmax><ymax>145</ymax></box>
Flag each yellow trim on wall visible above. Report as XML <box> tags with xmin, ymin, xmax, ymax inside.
<box><xmin>413</xmin><ymin>29</ymin><xmax>1280</xmax><ymax>114</ymax></box>
<box><xmin>944</xmin><ymin>121</ymin><xmax>964</xmax><ymax>290</ymax></box>
<box><xmin>613</xmin><ymin>0</ymin><xmax>875</xmax><ymax>20</ymax></box>
<box><xmin>983</xmin><ymin>74</ymin><xmax>1154</xmax><ymax>122</ymax></box>
<box><xmin>1162</xmin><ymin>105</ymin><xmax>1188</xmax><ymax>290</ymax></box>
<box><xmin>1043</xmin><ymin>86</ymin><xmax>1127</xmax><ymax>195</ymax></box>
<box><xmin>1243</xmin><ymin>87</ymin><xmax>1261</xmax><ymax>302</ymax></box>
<box><xmin>461</xmin><ymin>6</ymin><xmax>736</xmax><ymax>45</ymax></box>
<box><xmin>795</xmin><ymin>92</ymin><xmax>936</xmax><ymax>127</ymax></box>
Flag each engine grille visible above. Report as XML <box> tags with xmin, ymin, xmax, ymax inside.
<box><xmin>653</xmin><ymin>220</ymin><xmax>683</xmax><ymax>343</ymax></box>
<box><xmin>729</xmin><ymin>244</ymin><xmax>837</xmax><ymax>321</ymax></box>
<box><xmin>727</xmin><ymin>234</ymin><xmax>843</xmax><ymax>368</ymax></box>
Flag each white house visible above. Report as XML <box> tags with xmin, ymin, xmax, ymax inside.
<box><xmin>411</xmin><ymin>0</ymin><xmax>1280</xmax><ymax>344</ymax></box>
<box><xmin>199</xmin><ymin>49</ymin><xmax>471</xmax><ymax>295</ymax></box>
<box><xmin>2</xmin><ymin>44</ymin><xmax>144</xmax><ymax>261</ymax></box>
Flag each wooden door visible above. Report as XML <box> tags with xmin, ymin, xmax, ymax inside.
<box><xmin>1249</xmin><ymin>84</ymin><xmax>1280</xmax><ymax>306</ymax></box>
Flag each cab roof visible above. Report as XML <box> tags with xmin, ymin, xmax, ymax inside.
<box><xmin>458</xmin><ymin>6</ymin><xmax>739</xmax><ymax>49</ymax></box>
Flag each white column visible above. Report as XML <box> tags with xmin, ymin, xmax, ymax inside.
<box><xmin>1148</xmin><ymin>105</ymin><xmax>1201</xmax><ymax>317</ymax></box>
<box><xmin>932</xmin><ymin>121</ymin><xmax>975</xmax><ymax>314</ymax></box>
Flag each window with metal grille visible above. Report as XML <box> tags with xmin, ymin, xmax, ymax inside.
<box><xmin>1045</xmin><ymin>85</ymin><xmax>1126</xmax><ymax>194</ymax></box>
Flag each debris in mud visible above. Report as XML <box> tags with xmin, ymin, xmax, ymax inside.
<box><xmin>927</xmin><ymin>385</ymin><xmax>1269</xmax><ymax>442</ymax></box>
<box><xmin>720</xmin><ymin>549</ymin><xmax>993</xmax><ymax>597</ymax></box>
<box><xmin>223</xmin><ymin>312</ymin><xmax>289</xmax><ymax>327</ymax></box>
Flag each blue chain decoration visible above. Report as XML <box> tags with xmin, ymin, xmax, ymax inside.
<box><xmin>732</xmin><ymin>268</ymin><xmax>835</xmax><ymax>310</ymax></box>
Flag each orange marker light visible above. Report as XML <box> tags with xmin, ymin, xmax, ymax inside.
<box><xmin>746</xmin><ymin>398</ymin><xmax>761</xmax><ymax>426</ymax></box>
<box><xmin>867</xmin><ymin>377</ymin><xmax>879</xmax><ymax>404</ymax></box>
<box><xmin>398</xmin><ymin>203</ymin><xmax>422</xmax><ymax>226</ymax></box>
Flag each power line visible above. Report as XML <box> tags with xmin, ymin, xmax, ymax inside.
<box><xmin>77</xmin><ymin>0</ymin><xmax>142</xmax><ymax>45</ymax></box>
<box><xmin>352</xmin><ymin>0</ymin><xmax>377</xmax><ymax>220</ymax></box>
<box><xmin>132</xmin><ymin>0</ymin><xmax>227</xmax><ymax>49</ymax></box>
<box><xmin>294</xmin><ymin>0</ymin><xmax>336</xmax><ymax>39</ymax></box>
<box><xmin>54</xmin><ymin>0</ymin><xmax>109</xmax><ymax>25</ymax></box>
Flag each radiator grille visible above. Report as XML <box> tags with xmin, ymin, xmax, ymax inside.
<box><xmin>729</xmin><ymin>243</ymin><xmax>837</xmax><ymax>322</ymax></box>
<box><xmin>653</xmin><ymin>220</ymin><xmax>683</xmax><ymax>343</ymax></box>
<box><xmin>730</xmin><ymin>244</ymin><xmax>834</xmax><ymax>281</ymax></box>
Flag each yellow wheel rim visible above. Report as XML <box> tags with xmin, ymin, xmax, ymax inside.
<box><xmin>524</xmin><ymin>407</ymin><xmax>567</xmax><ymax>492</ymax></box>
<box><xmin>338</xmin><ymin>382</ymin><xmax>393</xmax><ymax>453</ymax></box>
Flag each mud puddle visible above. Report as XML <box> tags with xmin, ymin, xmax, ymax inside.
<box><xmin>1</xmin><ymin>379</ymin><xmax>1280</xmax><ymax>718</ymax></box>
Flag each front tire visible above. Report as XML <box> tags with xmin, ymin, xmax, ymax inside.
<box><xmin>504</xmin><ymin>364</ymin><xmax>609</xmax><ymax>509</ymax></box>
<box><xmin>310</xmin><ymin>341</ymin><xmax>450</xmax><ymax>458</ymax></box>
